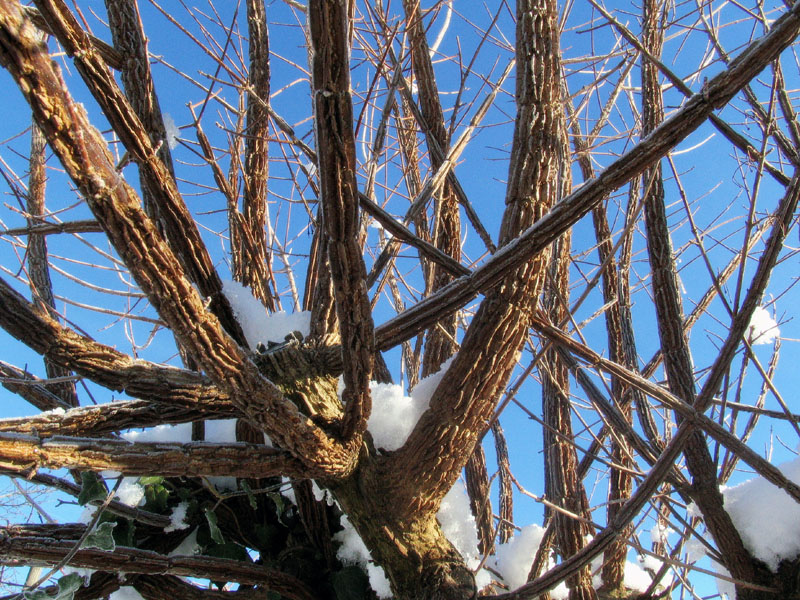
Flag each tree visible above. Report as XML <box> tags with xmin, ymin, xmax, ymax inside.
<box><xmin>0</xmin><ymin>0</ymin><xmax>798</xmax><ymax>598</ymax></box>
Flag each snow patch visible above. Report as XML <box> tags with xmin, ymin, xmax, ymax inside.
<box><xmin>116</xmin><ymin>478</ymin><xmax>144</xmax><ymax>507</ymax></box>
<box><xmin>747</xmin><ymin>306</ymin><xmax>780</xmax><ymax>345</ymax></box>
<box><xmin>437</xmin><ymin>480</ymin><xmax>482</xmax><ymax>571</ymax></box>
<box><xmin>364</xmin><ymin>356</ymin><xmax>455</xmax><ymax>451</ymax></box>
<box><xmin>122</xmin><ymin>423</ymin><xmax>192</xmax><ymax>443</ymax></box>
<box><xmin>334</xmin><ymin>515</ymin><xmax>392</xmax><ymax>598</ymax></box>
<box><xmin>491</xmin><ymin>524</ymin><xmax>549</xmax><ymax>592</ymax></box>
<box><xmin>222</xmin><ymin>280</ymin><xmax>310</xmax><ymax>349</ymax></box>
<box><xmin>162</xmin><ymin>113</ymin><xmax>180</xmax><ymax>150</ymax></box>
<box><xmin>164</xmin><ymin>502</ymin><xmax>190</xmax><ymax>532</ymax></box>
<box><xmin>110</xmin><ymin>587</ymin><xmax>145</xmax><ymax>600</ymax></box>
<box><xmin>168</xmin><ymin>528</ymin><xmax>200</xmax><ymax>557</ymax></box>
<box><xmin>720</xmin><ymin>454</ymin><xmax>800</xmax><ymax>570</ymax></box>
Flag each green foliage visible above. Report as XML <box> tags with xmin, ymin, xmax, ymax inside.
<box><xmin>142</xmin><ymin>478</ymin><xmax>170</xmax><ymax>513</ymax></box>
<box><xmin>240</xmin><ymin>480</ymin><xmax>258</xmax><ymax>510</ymax></box>
<box><xmin>77</xmin><ymin>472</ymin><xmax>106</xmax><ymax>506</ymax></box>
<box><xmin>204</xmin><ymin>508</ymin><xmax>224</xmax><ymax>545</ymax></box>
<box><xmin>82</xmin><ymin>521</ymin><xmax>116</xmax><ymax>551</ymax></box>
<box><xmin>23</xmin><ymin>573</ymin><xmax>83</xmax><ymax>600</ymax></box>
<box><xmin>332</xmin><ymin>566</ymin><xmax>371</xmax><ymax>600</ymax></box>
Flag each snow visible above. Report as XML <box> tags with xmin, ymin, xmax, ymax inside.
<box><xmin>491</xmin><ymin>525</ymin><xmax>549</xmax><ymax>592</ymax></box>
<box><xmin>488</xmin><ymin>526</ymin><xmax>666</xmax><ymax>596</ymax></box>
<box><xmin>122</xmin><ymin>423</ymin><xmax>192</xmax><ymax>444</ymax></box>
<box><xmin>168</xmin><ymin>528</ymin><xmax>200</xmax><ymax>557</ymax></box>
<box><xmin>109</xmin><ymin>587</ymin><xmax>145</xmax><ymax>600</ymax></box>
<box><xmin>281</xmin><ymin>477</ymin><xmax>296</xmax><ymax>505</ymax></box>
<box><xmin>333</xmin><ymin>515</ymin><xmax>392</xmax><ymax>598</ymax></box>
<box><xmin>222</xmin><ymin>280</ymin><xmax>310</xmax><ymax>349</ymax></box>
<box><xmin>625</xmin><ymin>559</ymin><xmax>657</xmax><ymax>592</ymax></box>
<box><xmin>364</xmin><ymin>356</ymin><xmax>455</xmax><ymax>451</ymax></box>
<box><xmin>747</xmin><ymin>306</ymin><xmax>780</xmax><ymax>345</ymax></box>
<box><xmin>683</xmin><ymin>536</ymin><xmax>707</xmax><ymax>563</ymax></box>
<box><xmin>164</xmin><ymin>502</ymin><xmax>190</xmax><ymax>533</ymax></box>
<box><xmin>649</xmin><ymin>523</ymin><xmax>673</xmax><ymax>546</ymax></box>
<box><xmin>437</xmin><ymin>481</ymin><xmax>481</xmax><ymax>570</ymax></box>
<box><xmin>115</xmin><ymin>478</ymin><xmax>144</xmax><ymax>507</ymax></box>
<box><xmin>162</xmin><ymin>113</ymin><xmax>179</xmax><ymax>150</ymax></box>
<box><xmin>720</xmin><ymin>454</ymin><xmax>800</xmax><ymax>571</ymax></box>
<box><xmin>311</xmin><ymin>481</ymin><xmax>337</xmax><ymax>506</ymax></box>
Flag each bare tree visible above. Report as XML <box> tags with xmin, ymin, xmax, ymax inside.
<box><xmin>0</xmin><ymin>1</ymin><xmax>799</xmax><ymax>599</ymax></box>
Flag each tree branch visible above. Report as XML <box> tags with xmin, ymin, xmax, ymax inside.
<box><xmin>383</xmin><ymin>0</ymin><xmax>563</xmax><ymax>515</ymax></box>
<box><xmin>0</xmin><ymin>400</ymin><xmax>238</xmax><ymax>437</ymax></box>
<box><xmin>0</xmin><ymin>433</ymin><xmax>304</xmax><ymax>478</ymax></box>
<box><xmin>0</xmin><ymin>533</ymin><xmax>316</xmax><ymax>599</ymax></box>
<box><xmin>375</xmin><ymin>0</ymin><xmax>800</xmax><ymax>351</ymax></box>
<box><xmin>33</xmin><ymin>0</ymin><xmax>246</xmax><ymax>344</ymax></box>
<box><xmin>309</xmin><ymin>0</ymin><xmax>374</xmax><ymax>439</ymax></box>
<box><xmin>0</xmin><ymin>4</ymin><xmax>356</xmax><ymax>477</ymax></box>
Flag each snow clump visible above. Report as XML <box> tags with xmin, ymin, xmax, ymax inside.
<box><xmin>334</xmin><ymin>515</ymin><xmax>393</xmax><ymax>598</ymax></box>
<box><xmin>747</xmin><ymin>306</ymin><xmax>780</xmax><ymax>345</ymax></box>
<box><xmin>109</xmin><ymin>586</ymin><xmax>146</xmax><ymax>599</ymax></box>
<box><xmin>162</xmin><ymin>113</ymin><xmax>180</xmax><ymax>150</ymax></box>
<box><xmin>164</xmin><ymin>501</ymin><xmax>190</xmax><ymax>533</ymax></box>
<box><xmin>720</xmin><ymin>454</ymin><xmax>800</xmax><ymax>571</ymax></box>
<box><xmin>365</xmin><ymin>355</ymin><xmax>455</xmax><ymax>451</ymax></box>
<box><xmin>222</xmin><ymin>280</ymin><xmax>310</xmax><ymax>349</ymax></box>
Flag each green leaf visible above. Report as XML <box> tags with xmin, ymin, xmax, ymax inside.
<box><xmin>24</xmin><ymin>573</ymin><xmax>83</xmax><ymax>600</ymax></box>
<box><xmin>204</xmin><ymin>508</ymin><xmax>224</xmax><ymax>545</ymax></box>
<box><xmin>143</xmin><ymin>481</ymin><xmax>170</xmax><ymax>513</ymax></box>
<box><xmin>82</xmin><ymin>521</ymin><xmax>116</xmax><ymax>551</ymax></box>
<box><xmin>138</xmin><ymin>476</ymin><xmax>164</xmax><ymax>486</ymax></box>
<box><xmin>77</xmin><ymin>472</ymin><xmax>106</xmax><ymax>506</ymax></box>
<box><xmin>203</xmin><ymin>540</ymin><xmax>250</xmax><ymax>562</ymax></box>
<box><xmin>269</xmin><ymin>491</ymin><xmax>285</xmax><ymax>516</ymax></box>
<box><xmin>332</xmin><ymin>565</ymin><xmax>370</xmax><ymax>600</ymax></box>
<box><xmin>240</xmin><ymin>479</ymin><xmax>258</xmax><ymax>510</ymax></box>
<box><xmin>110</xmin><ymin>517</ymin><xmax>135</xmax><ymax>547</ymax></box>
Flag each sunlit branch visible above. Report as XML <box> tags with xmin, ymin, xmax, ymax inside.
<box><xmin>375</xmin><ymin>2</ymin><xmax>800</xmax><ymax>351</ymax></box>
<box><xmin>0</xmin><ymin>433</ymin><xmax>303</xmax><ymax>479</ymax></box>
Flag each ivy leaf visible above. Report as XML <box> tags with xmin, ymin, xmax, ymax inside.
<box><xmin>269</xmin><ymin>492</ymin><xmax>285</xmax><ymax>515</ymax></box>
<box><xmin>240</xmin><ymin>480</ymin><xmax>258</xmax><ymax>510</ymax></box>
<box><xmin>77</xmin><ymin>472</ymin><xmax>106</xmax><ymax>506</ymax></box>
<box><xmin>332</xmin><ymin>565</ymin><xmax>370</xmax><ymax>600</ymax></box>
<box><xmin>138</xmin><ymin>476</ymin><xmax>164</xmax><ymax>486</ymax></box>
<box><xmin>204</xmin><ymin>508</ymin><xmax>224</xmax><ymax>545</ymax></box>
<box><xmin>24</xmin><ymin>573</ymin><xmax>83</xmax><ymax>600</ymax></box>
<box><xmin>82</xmin><ymin>521</ymin><xmax>116</xmax><ymax>551</ymax></box>
<box><xmin>143</xmin><ymin>481</ymin><xmax>170</xmax><ymax>513</ymax></box>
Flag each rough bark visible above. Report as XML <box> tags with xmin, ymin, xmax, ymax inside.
<box><xmin>309</xmin><ymin>0</ymin><xmax>374</xmax><ymax>439</ymax></box>
<box><xmin>0</xmin><ymin>5</ymin><xmax>357</xmax><ymax>477</ymax></box>
<box><xmin>542</xmin><ymin>231</ymin><xmax>596</xmax><ymax>600</ymax></box>
<box><xmin>0</xmin><ymin>432</ymin><xmax>302</xmax><ymax>478</ymax></box>
<box><xmin>27</xmin><ymin>120</ymin><xmax>80</xmax><ymax>408</ymax></box>
<box><xmin>490</xmin><ymin>166</ymin><xmax>800</xmax><ymax>600</ymax></box>
<box><xmin>402</xmin><ymin>0</ymin><xmax>462</xmax><ymax>378</ymax></box>
<box><xmin>640</xmin><ymin>0</ymin><xmax>761</xmax><ymax>593</ymax></box>
<box><xmin>375</xmin><ymin>1</ymin><xmax>800</xmax><ymax>351</ymax></box>
<box><xmin>384</xmin><ymin>0</ymin><xmax>563</xmax><ymax>517</ymax></box>
<box><xmin>104</xmin><ymin>0</ymin><xmax>176</xmax><ymax>220</ymax></box>
<box><xmin>33</xmin><ymin>0</ymin><xmax>246</xmax><ymax>344</ymax></box>
<box><xmin>236</xmin><ymin>0</ymin><xmax>277</xmax><ymax>310</ymax></box>
<box><xmin>0</xmin><ymin>533</ymin><xmax>316</xmax><ymax>599</ymax></box>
